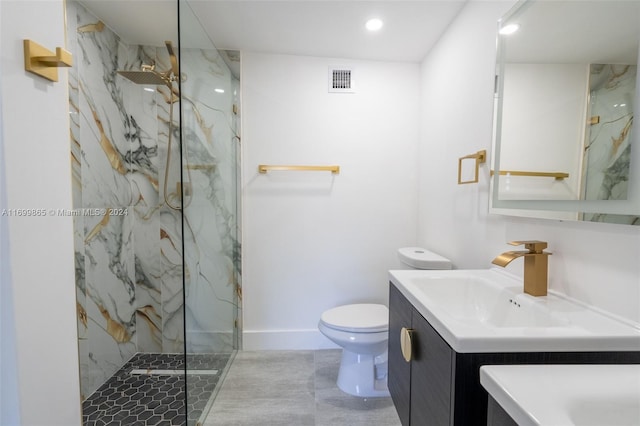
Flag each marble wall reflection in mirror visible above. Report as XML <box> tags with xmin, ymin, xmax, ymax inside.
<box><xmin>491</xmin><ymin>0</ymin><xmax>640</xmax><ymax>225</ymax></box>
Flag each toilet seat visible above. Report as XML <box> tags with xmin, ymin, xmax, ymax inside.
<box><xmin>320</xmin><ymin>304</ymin><xmax>388</xmax><ymax>333</ymax></box>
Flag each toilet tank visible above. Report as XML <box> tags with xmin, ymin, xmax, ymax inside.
<box><xmin>398</xmin><ymin>247</ymin><xmax>452</xmax><ymax>270</ymax></box>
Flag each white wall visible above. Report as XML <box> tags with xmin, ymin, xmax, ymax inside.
<box><xmin>242</xmin><ymin>53</ymin><xmax>420</xmax><ymax>349</ymax></box>
<box><xmin>418</xmin><ymin>0</ymin><xmax>640</xmax><ymax>323</ymax></box>
<box><xmin>0</xmin><ymin>3</ymin><xmax>21</xmax><ymax>424</ymax></box>
<box><xmin>1</xmin><ymin>1</ymin><xmax>81</xmax><ymax>424</ymax></box>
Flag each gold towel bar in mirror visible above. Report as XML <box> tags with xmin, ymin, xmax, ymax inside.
<box><xmin>258</xmin><ymin>165</ymin><xmax>340</xmax><ymax>174</ymax></box>
<box><xmin>490</xmin><ymin>170</ymin><xmax>569</xmax><ymax>180</ymax></box>
<box><xmin>24</xmin><ymin>39</ymin><xmax>73</xmax><ymax>82</ymax></box>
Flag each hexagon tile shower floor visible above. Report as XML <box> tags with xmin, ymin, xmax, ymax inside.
<box><xmin>81</xmin><ymin>353</ymin><xmax>232</xmax><ymax>425</ymax></box>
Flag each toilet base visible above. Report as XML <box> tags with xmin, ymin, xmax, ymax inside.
<box><xmin>336</xmin><ymin>349</ymin><xmax>390</xmax><ymax>398</ymax></box>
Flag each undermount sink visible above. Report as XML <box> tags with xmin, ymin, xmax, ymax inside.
<box><xmin>480</xmin><ymin>364</ymin><xmax>640</xmax><ymax>426</ymax></box>
<box><xmin>389</xmin><ymin>268</ymin><xmax>640</xmax><ymax>352</ymax></box>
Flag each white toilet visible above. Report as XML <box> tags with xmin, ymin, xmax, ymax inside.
<box><xmin>318</xmin><ymin>247</ymin><xmax>452</xmax><ymax>397</ymax></box>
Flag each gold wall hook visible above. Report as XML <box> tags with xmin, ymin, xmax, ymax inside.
<box><xmin>24</xmin><ymin>39</ymin><xmax>73</xmax><ymax>82</ymax></box>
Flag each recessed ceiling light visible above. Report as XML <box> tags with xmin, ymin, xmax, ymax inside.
<box><xmin>365</xmin><ymin>18</ymin><xmax>383</xmax><ymax>32</ymax></box>
<box><xmin>143</xmin><ymin>87</ymin><xmax>155</xmax><ymax>92</ymax></box>
<box><xmin>215</xmin><ymin>88</ymin><xmax>225</xmax><ymax>93</ymax></box>
<box><xmin>499</xmin><ymin>23</ymin><xmax>520</xmax><ymax>35</ymax></box>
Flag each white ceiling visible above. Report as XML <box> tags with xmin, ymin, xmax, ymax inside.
<box><xmin>79</xmin><ymin>0</ymin><xmax>468</xmax><ymax>63</ymax></box>
<box><xmin>78</xmin><ymin>0</ymin><xmax>640</xmax><ymax>67</ymax></box>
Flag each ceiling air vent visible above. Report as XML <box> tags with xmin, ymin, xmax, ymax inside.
<box><xmin>329</xmin><ymin>67</ymin><xmax>355</xmax><ymax>93</ymax></box>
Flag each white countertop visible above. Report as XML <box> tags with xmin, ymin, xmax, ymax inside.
<box><xmin>480</xmin><ymin>364</ymin><xmax>640</xmax><ymax>426</ymax></box>
<box><xmin>389</xmin><ymin>268</ymin><xmax>640</xmax><ymax>353</ymax></box>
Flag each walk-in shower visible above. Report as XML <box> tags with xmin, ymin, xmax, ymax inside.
<box><xmin>68</xmin><ymin>1</ymin><xmax>241</xmax><ymax>424</ymax></box>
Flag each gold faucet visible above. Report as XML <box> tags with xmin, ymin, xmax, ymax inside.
<box><xmin>492</xmin><ymin>241</ymin><xmax>551</xmax><ymax>296</ymax></box>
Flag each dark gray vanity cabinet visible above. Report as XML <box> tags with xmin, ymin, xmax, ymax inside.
<box><xmin>388</xmin><ymin>282</ymin><xmax>640</xmax><ymax>426</ymax></box>
<box><xmin>389</xmin><ymin>283</ymin><xmax>453</xmax><ymax>425</ymax></box>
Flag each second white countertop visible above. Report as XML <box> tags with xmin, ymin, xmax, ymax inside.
<box><xmin>480</xmin><ymin>364</ymin><xmax>640</xmax><ymax>426</ymax></box>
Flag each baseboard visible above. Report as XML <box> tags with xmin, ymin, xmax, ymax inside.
<box><xmin>242</xmin><ymin>329</ymin><xmax>339</xmax><ymax>351</ymax></box>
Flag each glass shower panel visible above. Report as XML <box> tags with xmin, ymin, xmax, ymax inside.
<box><xmin>178</xmin><ymin>1</ymin><xmax>241</xmax><ymax>423</ymax></box>
<box><xmin>68</xmin><ymin>1</ymin><xmax>191</xmax><ymax>424</ymax></box>
<box><xmin>68</xmin><ymin>0</ymin><xmax>238</xmax><ymax>421</ymax></box>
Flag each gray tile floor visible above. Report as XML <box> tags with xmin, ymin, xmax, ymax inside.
<box><xmin>203</xmin><ymin>350</ymin><xmax>402</xmax><ymax>426</ymax></box>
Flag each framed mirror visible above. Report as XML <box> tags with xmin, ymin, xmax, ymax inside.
<box><xmin>491</xmin><ymin>0</ymin><xmax>640</xmax><ymax>225</ymax></box>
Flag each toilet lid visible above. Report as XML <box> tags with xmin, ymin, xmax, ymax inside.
<box><xmin>320</xmin><ymin>304</ymin><xmax>388</xmax><ymax>333</ymax></box>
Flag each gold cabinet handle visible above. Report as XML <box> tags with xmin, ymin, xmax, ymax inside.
<box><xmin>400</xmin><ymin>327</ymin><xmax>414</xmax><ymax>363</ymax></box>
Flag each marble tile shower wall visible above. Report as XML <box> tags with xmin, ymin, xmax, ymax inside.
<box><xmin>68</xmin><ymin>2</ymin><xmax>241</xmax><ymax>399</ymax></box>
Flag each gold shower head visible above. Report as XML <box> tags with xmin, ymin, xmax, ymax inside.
<box><xmin>117</xmin><ymin>41</ymin><xmax>178</xmax><ymax>88</ymax></box>
<box><xmin>117</xmin><ymin>69</ymin><xmax>169</xmax><ymax>86</ymax></box>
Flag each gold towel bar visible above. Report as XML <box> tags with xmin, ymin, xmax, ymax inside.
<box><xmin>23</xmin><ymin>39</ymin><xmax>73</xmax><ymax>82</ymax></box>
<box><xmin>258</xmin><ymin>165</ymin><xmax>340</xmax><ymax>174</ymax></box>
<box><xmin>490</xmin><ymin>170</ymin><xmax>569</xmax><ymax>180</ymax></box>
